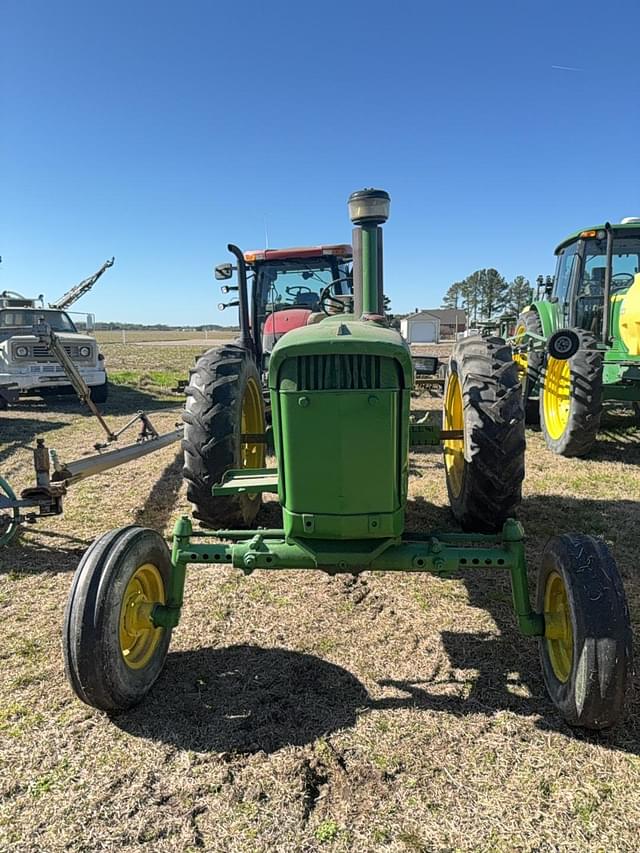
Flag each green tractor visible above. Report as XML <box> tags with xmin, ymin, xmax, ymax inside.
<box><xmin>62</xmin><ymin>190</ymin><xmax>632</xmax><ymax>730</ymax></box>
<box><xmin>513</xmin><ymin>219</ymin><xmax>640</xmax><ymax>455</ymax></box>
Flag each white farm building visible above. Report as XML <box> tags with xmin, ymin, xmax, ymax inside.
<box><xmin>400</xmin><ymin>309</ymin><xmax>466</xmax><ymax>343</ymax></box>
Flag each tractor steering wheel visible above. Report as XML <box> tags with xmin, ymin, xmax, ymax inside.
<box><xmin>610</xmin><ymin>272</ymin><xmax>635</xmax><ymax>293</ymax></box>
<box><xmin>285</xmin><ymin>285</ymin><xmax>313</xmax><ymax>296</ymax></box>
<box><xmin>318</xmin><ymin>277</ymin><xmax>352</xmax><ymax>315</ymax></box>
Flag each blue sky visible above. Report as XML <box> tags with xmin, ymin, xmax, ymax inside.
<box><xmin>2</xmin><ymin>0</ymin><xmax>639</xmax><ymax>324</ymax></box>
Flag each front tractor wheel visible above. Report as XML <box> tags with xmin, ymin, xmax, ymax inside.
<box><xmin>63</xmin><ymin>526</ymin><xmax>173</xmax><ymax>712</ymax></box>
<box><xmin>539</xmin><ymin>329</ymin><xmax>602</xmax><ymax>457</ymax></box>
<box><xmin>182</xmin><ymin>344</ymin><xmax>266</xmax><ymax>528</ymax></box>
<box><xmin>443</xmin><ymin>336</ymin><xmax>525</xmax><ymax>532</ymax></box>
<box><xmin>537</xmin><ymin>534</ymin><xmax>632</xmax><ymax>729</ymax></box>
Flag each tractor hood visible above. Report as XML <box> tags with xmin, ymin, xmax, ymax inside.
<box><xmin>267</xmin><ymin>316</ymin><xmax>413</xmax><ymax>390</ymax></box>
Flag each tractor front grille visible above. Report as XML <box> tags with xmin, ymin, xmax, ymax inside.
<box><xmin>295</xmin><ymin>354</ymin><xmax>382</xmax><ymax>390</ymax></box>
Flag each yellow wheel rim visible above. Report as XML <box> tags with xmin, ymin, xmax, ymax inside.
<box><xmin>119</xmin><ymin>563</ymin><xmax>165</xmax><ymax>670</ymax></box>
<box><xmin>512</xmin><ymin>323</ymin><xmax>528</xmax><ymax>384</ymax></box>
<box><xmin>240</xmin><ymin>376</ymin><xmax>265</xmax><ymax>472</ymax></box>
<box><xmin>443</xmin><ymin>372</ymin><xmax>465</xmax><ymax>498</ymax></box>
<box><xmin>543</xmin><ymin>571</ymin><xmax>573</xmax><ymax>683</ymax></box>
<box><xmin>543</xmin><ymin>357</ymin><xmax>571</xmax><ymax>440</ymax></box>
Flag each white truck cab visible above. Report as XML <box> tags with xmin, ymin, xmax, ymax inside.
<box><xmin>0</xmin><ymin>291</ymin><xmax>107</xmax><ymax>403</ymax></box>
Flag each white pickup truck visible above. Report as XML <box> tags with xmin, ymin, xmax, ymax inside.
<box><xmin>0</xmin><ymin>293</ymin><xmax>108</xmax><ymax>405</ymax></box>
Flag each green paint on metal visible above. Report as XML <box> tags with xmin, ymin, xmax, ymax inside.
<box><xmin>212</xmin><ymin>468</ymin><xmax>279</xmax><ymax>496</ymax></box>
<box><xmin>409</xmin><ymin>421</ymin><xmax>442</xmax><ymax>446</ymax></box>
<box><xmin>152</xmin><ymin>515</ymin><xmax>192</xmax><ymax>629</ymax></box>
<box><xmin>165</xmin><ymin>519</ymin><xmax>544</xmax><ymax>637</ymax></box>
<box><xmin>361</xmin><ymin>224</ymin><xmax>379</xmax><ymax>315</ymax></box>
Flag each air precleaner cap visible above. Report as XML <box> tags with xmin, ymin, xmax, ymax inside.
<box><xmin>348</xmin><ymin>188</ymin><xmax>390</xmax><ymax>225</ymax></box>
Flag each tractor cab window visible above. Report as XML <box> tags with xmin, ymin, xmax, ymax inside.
<box><xmin>553</xmin><ymin>244</ymin><xmax>578</xmax><ymax>325</ymax></box>
<box><xmin>575</xmin><ymin>236</ymin><xmax>640</xmax><ymax>334</ymax></box>
<box><xmin>256</xmin><ymin>259</ymin><xmax>350</xmax><ymax>315</ymax></box>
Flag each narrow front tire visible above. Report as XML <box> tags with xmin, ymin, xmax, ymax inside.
<box><xmin>537</xmin><ymin>534</ymin><xmax>631</xmax><ymax>729</ymax></box>
<box><xmin>63</xmin><ymin>526</ymin><xmax>173</xmax><ymax>712</ymax></box>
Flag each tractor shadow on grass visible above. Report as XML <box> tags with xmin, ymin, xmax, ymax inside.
<box><xmin>134</xmin><ymin>449</ymin><xmax>184</xmax><ymax>532</ymax></box>
<box><xmin>115</xmin><ymin>644</ymin><xmax>371</xmax><ymax>755</ymax></box>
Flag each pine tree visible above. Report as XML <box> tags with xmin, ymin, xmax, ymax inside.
<box><xmin>506</xmin><ymin>275</ymin><xmax>534</xmax><ymax>314</ymax></box>
<box><xmin>479</xmin><ymin>268</ymin><xmax>509</xmax><ymax>320</ymax></box>
<box><xmin>442</xmin><ymin>281</ymin><xmax>463</xmax><ymax>309</ymax></box>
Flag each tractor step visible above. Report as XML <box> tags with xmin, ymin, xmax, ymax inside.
<box><xmin>212</xmin><ymin>468</ymin><xmax>279</xmax><ymax>495</ymax></box>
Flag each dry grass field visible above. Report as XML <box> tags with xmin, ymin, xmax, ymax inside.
<box><xmin>1</xmin><ymin>336</ymin><xmax>640</xmax><ymax>852</ymax></box>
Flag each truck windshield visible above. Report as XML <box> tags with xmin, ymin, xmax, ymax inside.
<box><xmin>0</xmin><ymin>309</ymin><xmax>77</xmax><ymax>333</ymax></box>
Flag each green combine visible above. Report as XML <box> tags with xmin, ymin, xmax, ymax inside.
<box><xmin>514</xmin><ymin>219</ymin><xmax>640</xmax><ymax>455</ymax></box>
<box><xmin>63</xmin><ymin>190</ymin><xmax>632</xmax><ymax>729</ymax></box>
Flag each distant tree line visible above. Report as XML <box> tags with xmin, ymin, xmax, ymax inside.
<box><xmin>92</xmin><ymin>321</ymin><xmax>237</xmax><ymax>331</ymax></box>
<box><xmin>441</xmin><ymin>270</ymin><xmax>533</xmax><ymax>324</ymax></box>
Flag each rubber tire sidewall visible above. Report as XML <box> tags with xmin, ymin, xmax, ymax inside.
<box><xmin>444</xmin><ymin>336</ymin><xmax>525</xmax><ymax>533</ymax></box>
<box><xmin>536</xmin><ymin>534</ymin><xmax>632</xmax><ymax>729</ymax></box>
<box><xmin>183</xmin><ymin>344</ymin><xmax>265</xmax><ymax>528</ymax></box>
<box><xmin>63</xmin><ymin>526</ymin><xmax>173</xmax><ymax>712</ymax></box>
<box><xmin>539</xmin><ymin>329</ymin><xmax>603</xmax><ymax>457</ymax></box>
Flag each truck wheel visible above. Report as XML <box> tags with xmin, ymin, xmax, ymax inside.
<box><xmin>182</xmin><ymin>344</ymin><xmax>265</xmax><ymax>528</ymax></box>
<box><xmin>443</xmin><ymin>336</ymin><xmax>525</xmax><ymax>532</ymax></box>
<box><xmin>90</xmin><ymin>377</ymin><xmax>109</xmax><ymax>404</ymax></box>
<box><xmin>539</xmin><ymin>329</ymin><xmax>602</xmax><ymax>457</ymax></box>
<box><xmin>537</xmin><ymin>534</ymin><xmax>631</xmax><ymax>729</ymax></box>
<box><xmin>63</xmin><ymin>526</ymin><xmax>173</xmax><ymax>712</ymax></box>
<box><xmin>513</xmin><ymin>309</ymin><xmax>543</xmax><ymax>424</ymax></box>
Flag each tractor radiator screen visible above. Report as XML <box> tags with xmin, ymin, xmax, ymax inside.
<box><xmin>293</xmin><ymin>354</ymin><xmax>398</xmax><ymax>391</ymax></box>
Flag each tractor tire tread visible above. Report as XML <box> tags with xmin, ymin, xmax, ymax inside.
<box><xmin>445</xmin><ymin>335</ymin><xmax>525</xmax><ymax>532</ymax></box>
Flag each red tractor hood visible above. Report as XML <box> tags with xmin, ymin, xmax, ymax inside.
<box><xmin>262</xmin><ymin>308</ymin><xmax>312</xmax><ymax>351</ymax></box>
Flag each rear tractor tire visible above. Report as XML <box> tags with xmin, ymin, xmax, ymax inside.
<box><xmin>442</xmin><ymin>336</ymin><xmax>525</xmax><ymax>532</ymax></box>
<box><xmin>182</xmin><ymin>344</ymin><xmax>266</xmax><ymax>528</ymax></box>
<box><xmin>513</xmin><ymin>309</ymin><xmax>543</xmax><ymax>424</ymax></box>
<box><xmin>537</xmin><ymin>534</ymin><xmax>632</xmax><ymax>729</ymax></box>
<box><xmin>63</xmin><ymin>526</ymin><xmax>173</xmax><ymax>712</ymax></box>
<box><xmin>539</xmin><ymin>329</ymin><xmax>602</xmax><ymax>457</ymax></box>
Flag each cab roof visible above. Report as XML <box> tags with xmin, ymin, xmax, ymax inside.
<box><xmin>555</xmin><ymin>222</ymin><xmax>640</xmax><ymax>255</ymax></box>
<box><xmin>244</xmin><ymin>244</ymin><xmax>352</xmax><ymax>263</ymax></box>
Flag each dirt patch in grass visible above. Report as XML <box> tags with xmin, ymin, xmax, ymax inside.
<box><xmin>1</xmin><ymin>342</ymin><xmax>640</xmax><ymax>851</ymax></box>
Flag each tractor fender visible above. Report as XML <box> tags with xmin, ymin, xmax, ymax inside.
<box><xmin>524</xmin><ymin>300</ymin><xmax>560</xmax><ymax>340</ymax></box>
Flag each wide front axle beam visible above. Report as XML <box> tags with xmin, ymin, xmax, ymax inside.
<box><xmin>152</xmin><ymin>515</ymin><xmax>544</xmax><ymax>638</ymax></box>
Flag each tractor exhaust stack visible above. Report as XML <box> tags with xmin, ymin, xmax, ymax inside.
<box><xmin>348</xmin><ymin>189</ymin><xmax>390</xmax><ymax>318</ymax></box>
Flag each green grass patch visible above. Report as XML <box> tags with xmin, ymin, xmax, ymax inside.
<box><xmin>110</xmin><ymin>369</ymin><xmax>185</xmax><ymax>390</ymax></box>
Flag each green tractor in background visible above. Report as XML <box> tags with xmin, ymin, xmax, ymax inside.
<box><xmin>514</xmin><ymin>219</ymin><xmax>640</xmax><ymax>455</ymax></box>
<box><xmin>62</xmin><ymin>190</ymin><xmax>632</xmax><ymax>730</ymax></box>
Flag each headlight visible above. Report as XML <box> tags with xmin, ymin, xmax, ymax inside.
<box><xmin>79</xmin><ymin>345</ymin><xmax>91</xmax><ymax>358</ymax></box>
<box><xmin>15</xmin><ymin>345</ymin><xmax>29</xmax><ymax>357</ymax></box>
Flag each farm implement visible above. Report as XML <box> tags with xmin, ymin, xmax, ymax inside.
<box><xmin>0</xmin><ymin>413</ymin><xmax>183</xmax><ymax>546</ymax></box>
<box><xmin>512</xmin><ymin>219</ymin><xmax>640</xmax><ymax>455</ymax></box>
<box><xmin>63</xmin><ymin>190</ymin><xmax>632</xmax><ymax>729</ymax></box>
